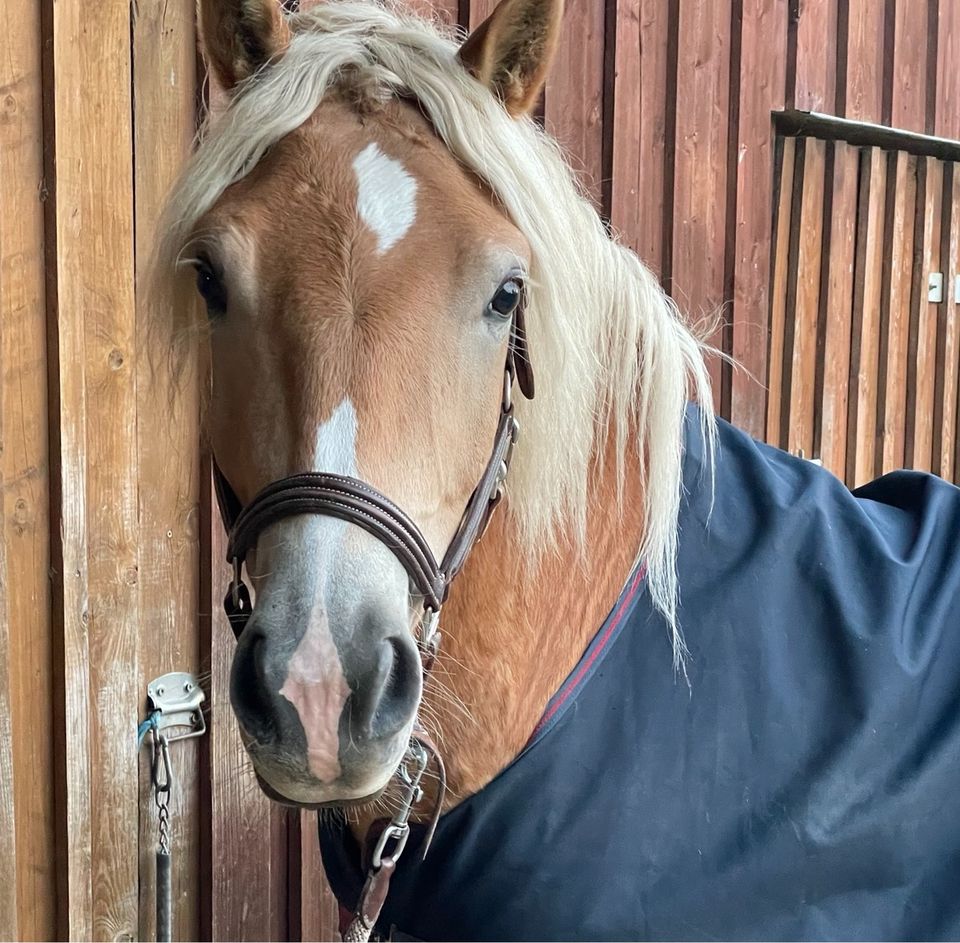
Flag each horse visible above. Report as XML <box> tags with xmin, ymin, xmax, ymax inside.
<box><xmin>152</xmin><ymin>0</ymin><xmax>960</xmax><ymax>938</ymax></box>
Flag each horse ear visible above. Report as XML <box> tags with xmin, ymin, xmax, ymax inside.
<box><xmin>198</xmin><ymin>0</ymin><xmax>291</xmax><ymax>93</ymax></box>
<box><xmin>458</xmin><ymin>0</ymin><xmax>564</xmax><ymax>117</ymax></box>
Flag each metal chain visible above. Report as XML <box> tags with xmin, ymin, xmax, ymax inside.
<box><xmin>155</xmin><ymin>787</ymin><xmax>171</xmax><ymax>856</ymax></box>
<box><xmin>152</xmin><ymin>733</ymin><xmax>173</xmax><ymax>854</ymax></box>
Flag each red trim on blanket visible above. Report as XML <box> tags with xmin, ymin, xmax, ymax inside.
<box><xmin>526</xmin><ymin>564</ymin><xmax>647</xmax><ymax>745</ymax></box>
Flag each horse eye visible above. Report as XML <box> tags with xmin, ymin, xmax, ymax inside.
<box><xmin>194</xmin><ymin>260</ymin><xmax>227</xmax><ymax>315</ymax></box>
<box><xmin>487</xmin><ymin>278</ymin><xmax>523</xmax><ymax>319</ymax></box>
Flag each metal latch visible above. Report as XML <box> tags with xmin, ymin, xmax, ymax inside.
<box><xmin>929</xmin><ymin>272</ymin><xmax>944</xmax><ymax>303</ymax></box>
<box><xmin>147</xmin><ymin>671</ymin><xmax>206</xmax><ymax>742</ymax></box>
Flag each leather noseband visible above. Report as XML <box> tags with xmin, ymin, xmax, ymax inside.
<box><xmin>213</xmin><ymin>304</ymin><xmax>534</xmax><ymax>655</ymax></box>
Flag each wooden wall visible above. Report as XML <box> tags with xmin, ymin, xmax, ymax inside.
<box><xmin>1</xmin><ymin>0</ymin><xmax>958</xmax><ymax>941</ymax></box>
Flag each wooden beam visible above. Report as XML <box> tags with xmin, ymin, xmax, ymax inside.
<box><xmin>672</xmin><ymin>0</ymin><xmax>732</xmax><ymax>410</ymax></box>
<box><xmin>48</xmin><ymin>0</ymin><xmax>141</xmax><ymax>936</ymax></box>
<box><xmin>0</xmin><ymin>0</ymin><xmax>56</xmax><ymax>934</ymax></box>
<box><xmin>817</xmin><ymin>142</ymin><xmax>859</xmax><ymax>479</ymax></box>
<box><xmin>775</xmin><ymin>109</ymin><xmax>960</xmax><ymax>162</ymax></box>
<box><xmin>131</xmin><ymin>0</ymin><xmax>203</xmax><ymax>939</ymax></box>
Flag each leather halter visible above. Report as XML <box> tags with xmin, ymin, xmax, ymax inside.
<box><xmin>213</xmin><ymin>303</ymin><xmax>533</xmax><ymax>644</ymax></box>
<box><xmin>213</xmin><ymin>304</ymin><xmax>532</xmax><ymax>942</ymax></box>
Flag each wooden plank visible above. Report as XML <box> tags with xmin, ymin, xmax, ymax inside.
<box><xmin>891</xmin><ymin>0</ymin><xmax>929</xmax><ymax>133</ymax></box>
<box><xmin>48</xmin><ymin>0</ymin><xmax>141</xmax><ymax>935</ymax></box>
<box><xmin>609</xmin><ymin>0</ymin><xmax>643</xmax><ymax>257</ymax></box>
<box><xmin>785</xmin><ymin>138</ymin><xmax>826</xmax><ymax>458</ymax></box>
<box><xmin>817</xmin><ymin>141</ymin><xmax>858</xmax><ymax>478</ymax></box>
<box><xmin>906</xmin><ymin>157</ymin><xmax>943</xmax><ymax>471</ymax></box>
<box><xmin>0</xmin><ymin>0</ymin><xmax>56</xmax><ymax>934</ymax></box>
<box><xmin>936</xmin><ymin>0</ymin><xmax>960</xmax><ymax>140</ymax></box>
<box><xmin>468</xmin><ymin>0</ymin><xmax>499</xmax><ymax>31</ymax></box>
<box><xmin>935</xmin><ymin>162</ymin><xmax>959</xmax><ymax>480</ymax></box>
<box><xmin>793</xmin><ymin>0</ymin><xmax>838</xmax><ymax>112</ymax></box>
<box><xmin>131</xmin><ymin>0</ymin><xmax>203</xmax><ymax>940</ymax></box>
<box><xmin>877</xmin><ymin>151</ymin><xmax>918</xmax><ymax>475</ymax></box>
<box><xmin>766</xmin><ymin>136</ymin><xmax>797</xmax><ymax>444</ymax></box>
<box><xmin>844</xmin><ymin>0</ymin><xmax>886</xmax><ymax>122</ymax></box>
<box><xmin>403</xmin><ymin>0</ymin><xmax>459</xmax><ymax>26</ymax></box>
<box><xmin>846</xmin><ymin>147</ymin><xmax>887</xmax><ymax>487</ymax></box>
<box><xmin>208</xmin><ymin>480</ymin><xmax>290</xmax><ymax>941</ymax></box>
<box><xmin>671</xmin><ymin>0</ymin><xmax>731</xmax><ymax>408</ymax></box>
<box><xmin>299</xmin><ymin>812</ymin><xmax>339</xmax><ymax>941</ymax></box>
<box><xmin>730</xmin><ymin>0</ymin><xmax>788</xmax><ymax>439</ymax></box>
<box><xmin>543</xmin><ymin>0</ymin><xmax>605</xmax><ymax>206</ymax></box>
<box><xmin>610</xmin><ymin>0</ymin><xmax>673</xmax><ymax>278</ymax></box>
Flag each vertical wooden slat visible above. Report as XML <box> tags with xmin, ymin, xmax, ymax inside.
<box><xmin>610</xmin><ymin>0</ymin><xmax>643</xmax><ymax>256</ymax></box>
<box><xmin>610</xmin><ymin>0</ymin><xmax>673</xmax><ymax>278</ymax></box>
<box><xmin>793</xmin><ymin>0</ymin><xmax>839</xmax><ymax>112</ymax></box>
<box><xmin>672</xmin><ymin>0</ymin><xmax>731</xmax><ymax>405</ymax></box>
<box><xmin>936</xmin><ymin>0</ymin><xmax>960</xmax><ymax>140</ymax></box>
<box><xmin>132</xmin><ymin>0</ymin><xmax>202</xmax><ymax>940</ymax></box>
<box><xmin>766</xmin><ymin>137</ymin><xmax>797</xmax><ymax>443</ymax></box>
<box><xmin>299</xmin><ymin>813</ymin><xmax>339</xmax><ymax>942</ymax></box>
<box><xmin>935</xmin><ymin>162</ymin><xmax>959</xmax><ymax>480</ymax></box>
<box><xmin>817</xmin><ymin>142</ymin><xmax>859</xmax><ymax>478</ymax></box>
<box><xmin>403</xmin><ymin>0</ymin><xmax>460</xmax><ymax>26</ymax></box>
<box><xmin>0</xmin><ymin>0</ymin><xmax>56</xmax><ymax>934</ymax></box>
<box><xmin>877</xmin><ymin>151</ymin><xmax>918</xmax><ymax>475</ymax></box>
<box><xmin>209</xmin><ymin>486</ymin><xmax>290</xmax><ymax>941</ymax></box>
<box><xmin>891</xmin><ymin>0</ymin><xmax>930</xmax><ymax>133</ymax></box>
<box><xmin>730</xmin><ymin>0</ymin><xmax>788</xmax><ymax>438</ymax></box>
<box><xmin>846</xmin><ymin>148</ymin><xmax>887</xmax><ymax>486</ymax></box>
<box><xmin>906</xmin><ymin>158</ymin><xmax>943</xmax><ymax>471</ymax></box>
<box><xmin>468</xmin><ymin>0</ymin><xmax>499</xmax><ymax>31</ymax></box>
<box><xmin>784</xmin><ymin>138</ymin><xmax>826</xmax><ymax>457</ymax></box>
<box><xmin>543</xmin><ymin>0</ymin><xmax>605</xmax><ymax>207</ymax></box>
<box><xmin>845</xmin><ymin>0</ymin><xmax>886</xmax><ymax>122</ymax></box>
<box><xmin>50</xmin><ymin>0</ymin><xmax>140</xmax><ymax>935</ymax></box>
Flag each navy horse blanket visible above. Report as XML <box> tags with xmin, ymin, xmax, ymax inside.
<box><xmin>320</xmin><ymin>410</ymin><xmax>960</xmax><ymax>941</ymax></box>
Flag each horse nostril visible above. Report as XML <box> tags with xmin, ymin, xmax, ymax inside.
<box><xmin>350</xmin><ymin>634</ymin><xmax>421</xmax><ymax>742</ymax></box>
<box><xmin>230</xmin><ymin>630</ymin><xmax>279</xmax><ymax>744</ymax></box>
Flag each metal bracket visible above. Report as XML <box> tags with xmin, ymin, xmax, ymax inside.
<box><xmin>147</xmin><ymin>671</ymin><xmax>206</xmax><ymax>743</ymax></box>
<box><xmin>929</xmin><ymin>271</ymin><xmax>944</xmax><ymax>303</ymax></box>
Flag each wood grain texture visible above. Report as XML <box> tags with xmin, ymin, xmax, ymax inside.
<box><xmin>767</xmin><ymin>137</ymin><xmax>797</xmax><ymax>443</ymax></box>
<box><xmin>818</xmin><ymin>142</ymin><xmax>858</xmax><ymax>478</ymax></box>
<box><xmin>132</xmin><ymin>0</ymin><xmax>203</xmax><ymax>940</ymax></box>
<box><xmin>785</xmin><ymin>138</ymin><xmax>826</xmax><ymax>457</ymax></box>
<box><xmin>544</xmin><ymin>0</ymin><xmax>606</xmax><ymax>207</ymax></box>
<box><xmin>63</xmin><ymin>0</ymin><xmax>143</xmax><ymax>929</ymax></box>
<box><xmin>0</xmin><ymin>0</ymin><xmax>55</xmax><ymax>934</ymax></box>
<box><xmin>48</xmin><ymin>0</ymin><xmax>140</xmax><ymax>934</ymax></box>
<box><xmin>672</xmin><ymin>0</ymin><xmax>731</xmax><ymax>403</ymax></box>
<box><xmin>891</xmin><ymin>0</ymin><xmax>929</xmax><ymax>133</ymax></box>
<box><xmin>844</xmin><ymin>0</ymin><xmax>886</xmax><ymax>122</ymax></box>
<box><xmin>793</xmin><ymin>0</ymin><xmax>839</xmax><ymax>112</ymax></box>
<box><xmin>936</xmin><ymin>0</ymin><xmax>960</xmax><ymax>139</ymax></box>
<box><xmin>731</xmin><ymin>0</ymin><xmax>788</xmax><ymax>438</ymax></box>
<box><xmin>209</xmin><ymin>486</ymin><xmax>290</xmax><ymax>941</ymax></box>
<box><xmin>847</xmin><ymin>147</ymin><xmax>887</xmax><ymax>486</ymax></box>
<box><xmin>935</xmin><ymin>162</ymin><xmax>959</xmax><ymax>480</ymax></box>
<box><xmin>609</xmin><ymin>0</ymin><xmax>672</xmax><ymax>279</ymax></box>
<box><xmin>906</xmin><ymin>157</ymin><xmax>943</xmax><ymax>471</ymax></box>
<box><xmin>877</xmin><ymin>151</ymin><xmax>918</xmax><ymax>474</ymax></box>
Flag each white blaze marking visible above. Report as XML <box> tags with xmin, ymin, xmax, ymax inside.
<box><xmin>313</xmin><ymin>397</ymin><xmax>358</xmax><ymax>476</ymax></box>
<box><xmin>277</xmin><ymin>398</ymin><xmax>359</xmax><ymax>782</ymax></box>
<box><xmin>353</xmin><ymin>142</ymin><xmax>417</xmax><ymax>254</ymax></box>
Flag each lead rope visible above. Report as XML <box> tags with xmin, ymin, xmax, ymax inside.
<box><xmin>137</xmin><ymin>673</ymin><xmax>207</xmax><ymax>942</ymax></box>
<box><xmin>343</xmin><ymin>730</ymin><xmax>446</xmax><ymax>942</ymax></box>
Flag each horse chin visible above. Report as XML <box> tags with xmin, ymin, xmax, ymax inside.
<box><xmin>254</xmin><ymin>771</ymin><xmax>388</xmax><ymax>810</ymax></box>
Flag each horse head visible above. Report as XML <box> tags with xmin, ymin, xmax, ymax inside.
<box><xmin>154</xmin><ymin>0</ymin><xmax>711</xmax><ymax>811</ymax></box>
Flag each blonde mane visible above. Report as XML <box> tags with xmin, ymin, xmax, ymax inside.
<box><xmin>153</xmin><ymin>0</ymin><xmax>716</xmax><ymax>666</ymax></box>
